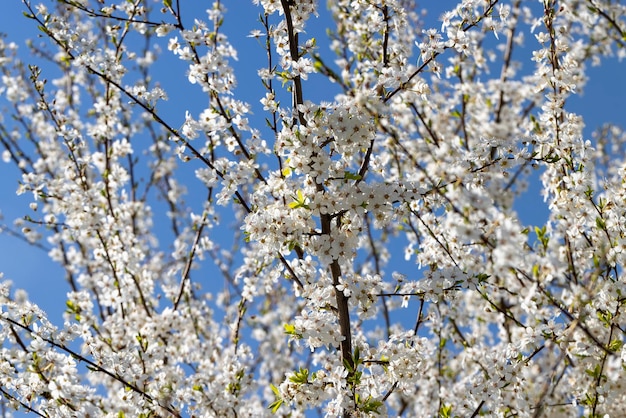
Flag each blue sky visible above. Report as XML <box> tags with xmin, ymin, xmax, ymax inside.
<box><xmin>0</xmin><ymin>0</ymin><xmax>625</xmax><ymax>416</ymax></box>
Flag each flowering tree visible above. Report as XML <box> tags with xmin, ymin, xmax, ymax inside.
<box><xmin>0</xmin><ymin>0</ymin><xmax>625</xmax><ymax>416</ymax></box>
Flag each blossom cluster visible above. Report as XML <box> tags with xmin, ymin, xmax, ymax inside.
<box><xmin>1</xmin><ymin>0</ymin><xmax>626</xmax><ymax>416</ymax></box>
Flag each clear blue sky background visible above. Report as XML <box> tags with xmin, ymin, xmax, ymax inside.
<box><xmin>0</xmin><ymin>1</ymin><xmax>624</xmax><ymax>416</ymax></box>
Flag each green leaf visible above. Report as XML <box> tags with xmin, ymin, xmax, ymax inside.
<box><xmin>270</xmin><ymin>383</ymin><xmax>280</xmax><ymax>396</ymax></box>
<box><xmin>439</xmin><ymin>337</ymin><xmax>447</xmax><ymax>348</ymax></box>
<box><xmin>288</xmin><ymin>190</ymin><xmax>309</xmax><ymax>209</ymax></box>
<box><xmin>608</xmin><ymin>338</ymin><xmax>623</xmax><ymax>353</ymax></box>
<box><xmin>475</xmin><ymin>273</ymin><xmax>490</xmax><ymax>283</ymax></box>
<box><xmin>344</xmin><ymin>171</ymin><xmax>362</xmax><ymax>181</ymax></box>
<box><xmin>343</xmin><ymin>356</ymin><xmax>354</xmax><ymax>372</ymax></box>
<box><xmin>439</xmin><ymin>404</ymin><xmax>453</xmax><ymax>418</ymax></box>
<box><xmin>287</xmin><ymin>240</ymin><xmax>298</xmax><ymax>251</ymax></box>
<box><xmin>532</xmin><ymin>264</ymin><xmax>540</xmax><ymax>278</ymax></box>
<box><xmin>289</xmin><ymin>368</ymin><xmax>310</xmax><ymax>384</ymax></box>
<box><xmin>353</xmin><ymin>346</ymin><xmax>361</xmax><ymax>365</ymax></box>
<box><xmin>358</xmin><ymin>395</ymin><xmax>383</xmax><ymax>414</ymax></box>
<box><xmin>585</xmin><ymin>364</ymin><xmax>602</xmax><ymax>379</ymax></box>
<box><xmin>268</xmin><ymin>398</ymin><xmax>283</xmax><ymax>413</ymax></box>
<box><xmin>283</xmin><ymin>323</ymin><xmax>302</xmax><ymax>338</ymax></box>
<box><xmin>534</xmin><ymin>226</ymin><xmax>549</xmax><ymax>248</ymax></box>
<box><xmin>163</xmin><ymin>0</ymin><xmax>172</xmax><ymax>8</ymax></box>
<box><xmin>597</xmin><ymin>310</ymin><xmax>612</xmax><ymax>327</ymax></box>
